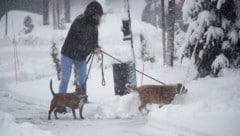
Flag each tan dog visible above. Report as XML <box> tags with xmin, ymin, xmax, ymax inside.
<box><xmin>126</xmin><ymin>83</ymin><xmax>188</xmax><ymax>112</ymax></box>
<box><xmin>48</xmin><ymin>80</ymin><xmax>87</xmax><ymax>120</ymax></box>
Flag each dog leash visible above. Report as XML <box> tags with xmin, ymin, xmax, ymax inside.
<box><xmin>85</xmin><ymin>52</ymin><xmax>106</xmax><ymax>86</ymax></box>
<box><xmin>100</xmin><ymin>51</ymin><xmax>106</xmax><ymax>86</ymax></box>
<box><xmin>101</xmin><ymin>50</ymin><xmax>166</xmax><ymax>85</ymax></box>
<box><xmin>85</xmin><ymin>52</ymin><xmax>95</xmax><ymax>84</ymax></box>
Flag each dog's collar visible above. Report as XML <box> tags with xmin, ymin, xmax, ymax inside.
<box><xmin>76</xmin><ymin>94</ymin><xmax>88</xmax><ymax>99</ymax></box>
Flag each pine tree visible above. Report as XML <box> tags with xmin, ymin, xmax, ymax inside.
<box><xmin>52</xmin><ymin>0</ymin><xmax>65</xmax><ymax>29</ymax></box>
<box><xmin>181</xmin><ymin>0</ymin><xmax>240</xmax><ymax>78</ymax></box>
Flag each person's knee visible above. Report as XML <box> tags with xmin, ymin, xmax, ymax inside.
<box><xmin>59</xmin><ymin>80</ymin><xmax>69</xmax><ymax>93</ymax></box>
<box><xmin>61</xmin><ymin>76</ymin><xmax>70</xmax><ymax>83</ymax></box>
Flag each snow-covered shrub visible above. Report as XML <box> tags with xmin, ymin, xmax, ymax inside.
<box><xmin>211</xmin><ymin>54</ymin><xmax>229</xmax><ymax>76</ymax></box>
<box><xmin>180</xmin><ymin>0</ymin><xmax>240</xmax><ymax>78</ymax></box>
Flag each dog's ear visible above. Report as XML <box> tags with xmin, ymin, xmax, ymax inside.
<box><xmin>177</xmin><ymin>83</ymin><xmax>183</xmax><ymax>93</ymax></box>
<box><xmin>177</xmin><ymin>83</ymin><xmax>188</xmax><ymax>94</ymax></box>
<box><xmin>177</xmin><ymin>83</ymin><xmax>181</xmax><ymax>90</ymax></box>
<box><xmin>75</xmin><ymin>84</ymin><xmax>84</xmax><ymax>93</ymax></box>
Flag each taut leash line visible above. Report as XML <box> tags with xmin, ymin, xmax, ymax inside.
<box><xmin>101</xmin><ymin>50</ymin><xmax>166</xmax><ymax>85</ymax></box>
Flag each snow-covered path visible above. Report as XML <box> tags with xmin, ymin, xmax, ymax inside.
<box><xmin>0</xmin><ymin>80</ymin><xmax>171</xmax><ymax>136</ymax></box>
<box><xmin>0</xmin><ymin>43</ymin><xmax>201</xmax><ymax>136</ymax></box>
<box><xmin>0</xmin><ymin>90</ymin><xmax>147</xmax><ymax>136</ymax></box>
<box><xmin>0</xmin><ymin>45</ymin><xmax>176</xmax><ymax>136</ymax></box>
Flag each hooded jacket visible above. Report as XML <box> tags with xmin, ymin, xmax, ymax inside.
<box><xmin>61</xmin><ymin>1</ymin><xmax>103</xmax><ymax>61</ymax></box>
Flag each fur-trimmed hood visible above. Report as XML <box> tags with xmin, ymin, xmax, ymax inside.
<box><xmin>84</xmin><ymin>1</ymin><xmax>103</xmax><ymax>17</ymax></box>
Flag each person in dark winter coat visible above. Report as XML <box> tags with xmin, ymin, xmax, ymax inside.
<box><xmin>57</xmin><ymin>1</ymin><xmax>103</xmax><ymax>113</ymax></box>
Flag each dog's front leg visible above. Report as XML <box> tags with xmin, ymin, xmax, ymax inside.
<box><xmin>138</xmin><ymin>103</ymin><xmax>150</xmax><ymax>114</ymax></box>
<box><xmin>79</xmin><ymin>105</ymin><xmax>85</xmax><ymax>119</ymax></box>
<box><xmin>78</xmin><ymin>97</ymin><xmax>85</xmax><ymax>119</ymax></box>
<box><xmin>138</xmin><ymin>103</ymin><xmax>146</xmax><ymax>112</ymax></box>
<box><xmin>48</xmin><ymin>104</ymin><xmax>56</xmax><ymax>120</ymax></box>
<box><xmin>72</xmin><ymin>109</ymin><xmax>77</xmax><ymax>119</ymax></box>
<box><xmin>53</xmin><ymin>110</ymin><xmax>59</xmax><ymax>119</ymax></box>
<box><xmin>48</xmin><ymin>108</ymin><xmax>53</xmax><ymax>120</ymax></box>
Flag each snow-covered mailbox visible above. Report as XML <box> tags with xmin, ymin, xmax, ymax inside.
<box><xmin>113</xmin><ymin>0</ymin><xmax>136</xmax><ymax>96</ymax></box>
<box><xmin>113</xmin><ymin>61</ymin><xmax>136</xmax><ymax>96</ymax></box>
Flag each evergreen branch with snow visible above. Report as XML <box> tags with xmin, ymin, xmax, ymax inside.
<box><xmin>180</xmin><ymin>0</ymin><xmax>240</xmax><ymax>78</ymax></box>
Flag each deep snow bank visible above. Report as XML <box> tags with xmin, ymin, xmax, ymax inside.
<box><xmin>147</xmin><ymin>69</ymin><xmax>240</xmax><ymax>136</ymax></box>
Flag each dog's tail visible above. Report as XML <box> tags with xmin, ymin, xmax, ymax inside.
<box><xmin>50</xmin><ymin>79</ymin><xmax>55</xmax><ymax>96</ymax></box>
<box><xmin>125</xmin><ymin>83</ymin><xmax>139</xmax><ymax>92</ymax></box>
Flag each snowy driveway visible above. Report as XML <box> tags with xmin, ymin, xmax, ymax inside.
<box><xmin>0</xmin><ymin>45</ymin><xmax>176</xmax><ymax>136</ymax></box>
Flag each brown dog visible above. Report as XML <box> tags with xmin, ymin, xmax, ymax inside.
<box><xmin>126</xmin><ymin>83</ymin><xmax>188</xmax><ymax>112</ymax></box>
<box><xmin>48</xmin><ymin>80</ymin><xmax>87</xmax><ymax>120</ymax></box>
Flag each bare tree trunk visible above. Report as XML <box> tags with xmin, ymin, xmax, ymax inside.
<box><xmin>237</xmin><ymin>0</ymin><xmax>240</xmax><ymax>19</ymax></box>
<box><xmin>5</xmin><ymin>0</ymin><xmax>8</xmax><ymax>36</ymax></box>
<box><xmin>52</xmin><ymin>0</ymin><xmax>58</xmax><ymax>29</ymax></box>
<box><xmin>64</xmin><ymin>0</ymin><xmax>71</xmax><ymax>23</ymax></box>
<box><xmin>56</xmin><ymin>0</ymin><xmax>60</xmax><ymax>29</ymax></box>
<box><xmin>52</xmin><ymin>0</ymin><xmax>65</xmax><ymax>30</ymax></box>
<box><xmin>166</xmin><ymin>0</ymin><xmax>175</xmax><ymax>67</ymax></box>
<box><xmin>43</xmin><ymin>0</ymin><xmax>49</xmax><ymax>25</ymax></box>
<box><xmin>161</xmin><ymin>0</ymin><xmax>166</xmax><ymax>65</ymax></box>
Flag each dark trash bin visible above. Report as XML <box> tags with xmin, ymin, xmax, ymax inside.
<box><xmin>113</xmin><ymin>61</ymin><xmax>137</xmax><ymax>96</ymax></box>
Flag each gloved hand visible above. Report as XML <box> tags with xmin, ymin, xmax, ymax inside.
<box><xmin>94</xmin><ymin>48</ymin><xmax>101</xmax><ymax>54</ymax></box>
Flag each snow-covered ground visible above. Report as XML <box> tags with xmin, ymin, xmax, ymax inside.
<box><xmin>1</xmin><ymin>1</ymin><xmax>240</xmax><ymax>136</ymax></box>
